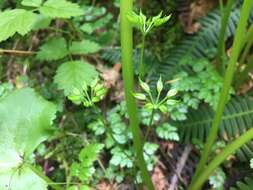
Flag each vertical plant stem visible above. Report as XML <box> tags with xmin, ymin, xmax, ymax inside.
<box><xmin>216</xmin><ymin>0</ymin><xmax>234</xmax><ymax>73</ymax></box>
<box><xmin>120</xmin><ymin>1</ymin><xmax>154</xmax><ymax>189</ymax></box>
<box><xmin>189</xmin><ymin>127</ymin><xmax>253</xmax><ymax>190</ymax></box>
<box><xmin>144</xmin><ymin>109</ymin><xmax>155</xmax><ymax>141</ymax></box>
<box><xmin>139</xmin><ymin>35</ymin><xmax>146</xmax><ymax>79</ymax></box>
<box><xmin>190</xmin><ymin>0</ymin><xmax>253</xmax><ymax>186</ymax></box>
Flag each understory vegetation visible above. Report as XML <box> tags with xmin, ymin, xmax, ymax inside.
<box><xmin>1</xmin><ymin>0</ymin><xmax>253</xmax><ymax>190</ymax></box>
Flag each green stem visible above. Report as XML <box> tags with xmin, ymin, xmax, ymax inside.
<box><xmin>27</xmin><ymin>164</ymin><xmax>64</xmax><ymax>190</ymax></box>
<box><xmin>191</xmin><ymin>0</ymin><xmax>253</xmax><ymax>185</ymax></box>
<box><xmin>189</xmin><ymin>127</ymin><xmax>253</xmax><ymax>190</ymax></box>
<box><xmin>120</xmin><ymin>1</ymin><xmax>154</xmax><ymax>189</ymax></box>
<box><xmin>139</xmin><ymin>35</ymin><xmax>146</xmax><ymax>78</ymax></box>
<box><xmin>216</xmin><ymin>0</ymin><xmax>234</xmax><ymax>74</ymax></box>
<box><xmin>144</xmin><ymin>109</ymin><xmax>155</xmax><ymax>141</ymax></box>
<box><xmin>240</xmin><ymin>23</ymin><xmax>253</xmax><ymax>64</ymax></box>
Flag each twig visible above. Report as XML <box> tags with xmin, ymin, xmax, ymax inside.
<box><xmin>169</xmin><ymin>144</ymin><xmax>192</xmax><ymax>190</ymax></box>
<box><xmin>0</xmin><ymin>49</ymin><xmax>35</xmax><ymax>56</ymax></box>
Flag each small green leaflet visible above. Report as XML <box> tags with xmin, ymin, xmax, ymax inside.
<box><xmin>36</xmin><ymin>37</ymin><xmax>68</xmax><ymax>60</ymax></box>
<box><xmin>54</xmin><ymin>61</ymin><xmax>98</xmax><ymax>96</ymax></box>
<box><xmin>21</xmin><ymin>0</ymin><xmax>42</xmax><ymax>7</ymax></box>
<box><xmin>0</xmin><ymin>88</ymin><xmax>57</xmax><ymax>190</ymax></box>
<box><xmin>0</xmin><ymin>9</ymin><xmax>36</xmax><ymax>42</ymax></box>
<box><xmin>39</xmin><ymin>0</ymin><xmax>83</xmax><ymax>18</ymax></box>
<box><xmin>69</xmin><ymin>40</ymin><xmax>101</xmax><ymax>55</ymax></box>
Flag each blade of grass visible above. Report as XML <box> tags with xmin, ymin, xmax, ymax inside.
<box><xmin>189</xmin><ymin>127</ymin><xmax>253</xmax><ymax>190</ymax></box>
<box><xmin>190</xmin><ymin>0</ymin><xmax>253</xmax><ymax>186</ymax></box>
<box><xmin>216</xmin><ymin>0</ymin><xmax>234</xmax><ymax>74</ymax></box>
<box><xmin>120</xmin><ymin>0</ymin><xmax>154</xmax><ymax>189</ymax></box>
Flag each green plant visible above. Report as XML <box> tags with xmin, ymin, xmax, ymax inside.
<box><xmin>0</xmin><ymin>88</ymin><xmax>61</xmax><ymax>190</ymax></box>
<box><xmin>190</xmin><ymin>1</ymin><xmax>253</xmax><ymax>189</ymax></box>
<box><xmin>69</xmin><ymin>143</ymin><xmax>104</xmax><ymax>190</ymax></box>
<box><xmin>120</xmin><ymin>0</ymin><xmax>154</xmax><ymax>189</ymax></box>
<box><xmin>127</xmin><ymin>11</ymin><xmax>171</xmax><ymax>78</ymax></box>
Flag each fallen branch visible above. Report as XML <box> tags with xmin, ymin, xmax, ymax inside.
<box><xmin>0</xmin><ymin>49</ymin><xmax>35</xmax><ymax>56</ymax></box>
<box><xmin>169</xmin><ymin>144</ymin><xmax>192</xmax><ymax>190</ymax></box>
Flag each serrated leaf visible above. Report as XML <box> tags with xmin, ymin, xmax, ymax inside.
<box><xmin>0</xmin><ymin>88</ymin><xmax>57</xmax><ymax>190</ymax></box>
<box><xmin>0</xmin><ymin>9</ymin><xmax>36</xmax><ymax>42</ymax></box>
<box><xmin>54</xmin><ymin>61</ymin><xmax>98</xmax><ymax>96</ymax></box>
<box><xmin>39</xmin><ymin>0</ymin><xmax>83</xmax><ymax>18</ymax></box>
<box><xmin>36</xmin><ymin>37</ymin><xmax>68</xmax><ymax>61</ymax></box>
<box><xmin>69</xmin><ymin>40</ymin><xmax>101</xmax><ymax>55</ymax></box>
<box><xmin>32</xmin><ymin>15</ymin><xmax>52</xmax><ymax>30</ymax></box>
<box><xmin>21</xmin><ymin>0</ymin><xmax>42</xmax><ymax>7</ymax></box>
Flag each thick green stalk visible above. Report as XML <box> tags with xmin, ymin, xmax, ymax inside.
<box><xmin>240</xmin><ymin>23</ymin><xmax>253</xmax><ymax>64</ymax></box>
<box><xmin>189</xmin><ymin>127</ymin><xmax>253</xmax><ymax>190</ymax></box>
<box><xmin>216</xmin><ymin>0</ymin><xmax>234</xmax><ymax>73</ymax></box>
<box><xmin>120</xmin><ymin>1</ymin><xmax>154</xmax><ymax>189</ymax></box>
<box><xmin>139</xmin><ymin>35</ymin><xmax>146</xmax><ymax>78</ymax></box>
<box><xmin>28</xmin><ymin>164</ymin><xmax>64</xmax><ymax>190</ymax></box>
<box><xmin>191</xmin><ymin>0</ymin><xmax>253</xmax><ymax>185</ymax></box>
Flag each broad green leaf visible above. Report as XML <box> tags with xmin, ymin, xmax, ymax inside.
<box><xmin>0</xmin><ymin>9</ymin><xmax>36</xmax><ymax>42</ymax></box>
<box><xmin>32</xmin><ymin>15</ymin><xmax>52</xmax><ymax>30</ymax></box>
<box><xmin>0</xmin><ymin>88</ymin><xmax>57</xmax><ymax>190</ymax></box>
<box><xmin>21</xmin><ymin>0</ymin><xmax>42</xmax><ymax>7</ymax></box>
<box><xmin>36</xmin><ymin>37</ymin><xmax>68</xmax><ymax>61</ymax></box>
<box><xmin>69</xmin><ymin>40</ymin><xmax>101</xmax><ymax>55</ymax></box>
<box><xmin>0</xmin><ymin>166</ymin><xmax>47</xmax><ymax>190</ymax></box>
<box><xmin>39</xmin><ymin>0</ymin><xmax>83</xmax><ymax>18</ymax></box>
<box><xmin>54</xmin><ymin>61</ymin><xmax>98</xmax><ymax>96</ymax></box>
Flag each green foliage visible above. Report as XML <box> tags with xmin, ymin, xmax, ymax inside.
<box><xmin>0</xmin><ymin>9</ymin><xmax>36</xmax><ymax>42</ymax></box>
<box><xmin>134</xmin><ymin>77</ymin><xmax>178</xmax><ymax>114</ymax></box>
<box><xmin>54</xmin><ymin>61</ymin><xmax>98</xmax><ymax>96</ymax></box>
<box><xmin>0</xmin><ymin>88</ymin><xmax>57</xmax><ymax>190</ymax></box>
<box><xmin>156</xmin><ymin>123</ymin><xmax>179</xmax><ymax>141</ymax></box>
<box><xmin>68</xmin><ymin>78</ymin><xmax>107</xmax><ymax>107</ymax></box>
<box><xmin>36</xmin><ymin>37</ymin><xmax>68</xmax><ymax>61</ymax></box>
<box><xmin>0</xmin><ymin>83</ymin><xmax>13</xmax><ymax>99</ymax></box>
<box><xmin>39</xmin><ymin>0</ymin><xmax>83</xmax><ymax>18</ymax></box>
<box><xmin>176</xmin><ymin>96</ymin><xmax>253</xmax><ymax>161</ymax></box>
<box><xmin>230</xmin><ymin>176</ymin><xmax>253</xmax><ymax>190</ymax></box>
<box><xmin>69</xmin><ymin>40</ymin><xmax>101</xmax><ymax>55</ymax></box>
<box><xmin>209</xmin><ymin>168</ymin><xmax>226</xmax><ymax>189</ymax></box>
<box><xmin>70</xmin><ymin>143</ymin><xmax>104</xmax><ymax>182</ymax></box>
<box><xmin>171</xmin><ymin>58</ymin><xmax>228</xmax><ymax>110</ymax></box>
<box><xmin>127</xmin><ymin>11</ymin><xmax>171</xmax><ymax>35</ymax></box>
<box><xmin>21</xmin><ymin>0</ymin><xmax>42</xmax><ymax>7</ymax></box>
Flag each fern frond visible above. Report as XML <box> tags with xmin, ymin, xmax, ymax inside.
<box><xmin>175</xmin><ymin>96</ymin><xmax>253</xmax><ymax>161</ymax></box>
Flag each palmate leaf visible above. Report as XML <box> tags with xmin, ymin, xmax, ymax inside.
<box><xmin>69</xmin><ymin>40</ymin><xmax>101</xmax><ymax>55</ymax></box>
<box><xmin>39</xmin><ymin>0</ymin><xmax>83</xmax><ymax>18</ymax></box>
<box><xmin>0</xmin><ymin>9</ymin><xmax>36</xmax><ymax>42</ymax></box>
<box><xmin>54</xmin><ymin>61</ymin><xmax>98</xmax><ymax>96</ymax></box>
<box><xmin>0</xmin><ymin>88</ymin><xmax>57</xmax><ymax>190</ymax></box>
<box><xmin>36</xmin><ymin>37</ymin><xmax>68</xmax><ymax>61</ymax></box>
